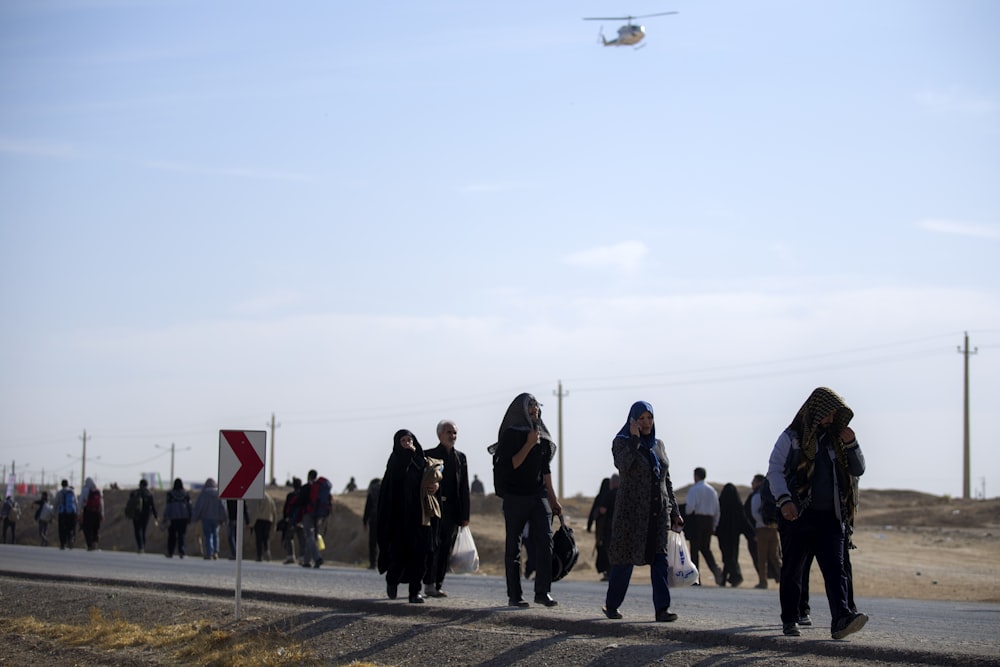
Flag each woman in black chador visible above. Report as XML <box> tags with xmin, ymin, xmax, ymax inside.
<box><xmin>377</xmin><ymin>429</ymin><xmax>438</xmax><ymax>603</ymax></box>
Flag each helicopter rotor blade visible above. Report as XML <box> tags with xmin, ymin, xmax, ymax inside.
<box><xmin>632</xmin><ymin>11</ymin><xmax>679</xmax><ymax>19</ymax></box>
<box><xmin>582</xmin><ymin>17</ymin><xmax>629</xmax><ymax>21</ymax></box>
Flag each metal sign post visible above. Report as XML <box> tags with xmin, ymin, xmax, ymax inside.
<box><xmin>218</xmin><ymin>430</ymin><xmax>266</xmax><ymax>621</ymax></box>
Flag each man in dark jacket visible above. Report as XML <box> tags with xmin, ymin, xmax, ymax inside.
<box><xmin>422</xmin><ymin>420</ymin><xmax>471</xmax><ymax>598</ymax></box>
<box><xmin>130</xmin><ymin>478</ymin><xmax>159</xmax><ymax>553</ymax></box>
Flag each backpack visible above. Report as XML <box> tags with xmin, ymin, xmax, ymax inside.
<box><xmin>309</xmin><ymin>477</ymin><xmax>333</xmax><ymax>518</ymax></box>
<box><xmin>487</xmin><ymin>442</ymin><xmax>506</xmax><ymax>499</ymax></box>
<box><xmin>59</xmin><ymin>489</ymin><xmax>78</xmax><ymax>514</ymax></box>
<box><xmin>124</xmin><ymin>490</ymin><xmax>142</xmax><ymax>520</ymax></box>
<box><xmin>551</xmin><ymin>515</ymin><xmax>579</xmax><ymax>582</ymax></box>
<box><xmin>758</xmin><ymin>480</ymin><xmax>778</xmax><ymax>525</ymax></box>
<box><xmin>84</xmin><ymin>488</ymin><xmax>102</xmax><ymax>514</ymax></box>
<box><xmin>38</xmin><ymin>503</ymin><xmax>55</xmax><ymax>523</ymax></box>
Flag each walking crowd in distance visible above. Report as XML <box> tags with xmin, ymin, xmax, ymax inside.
<box><xmin>0</xmin><ymin>386</ymin><xmax>868</xmax><ymax>641</ymax></box>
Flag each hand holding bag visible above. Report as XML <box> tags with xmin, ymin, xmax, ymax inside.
<box><xmin>448</xmin><ymin>525</ymin><xmax>480</xmax><ymax>573</ymax></box>
<box><xmin>667</xmin><ymin>530</ymin><xmax>699</xmax><ymax>587</ymax></box>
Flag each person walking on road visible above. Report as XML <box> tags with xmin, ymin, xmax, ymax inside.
<box><xmin>766</xmin><ymin>386</ymin><xmax>868</xmax><ymax>640</ymax></box>
<box><xmin>685</xmin><ymin>467</ymin><xmax>724</xmax><ymax>586</ymax></box>
<box><xmin>491</xmin><ymin>393</ymin><xmax>563</xmax><ymax>609</ymax></box>
<box><xmin>378</xmin><ymin>429</ymin><xmax>436</xmax><ymax>603</ymax></box>
<box><xmin>163</xmin><ymin>478</ymin><xmax>193</xmax><ymax>558</ymax></box>
<box><xmin>55</xmin><ymin>479</ymin><xmax>77</xmax><ymax>549</ymax></box>
<box><xmin>422</xmin><ymin>419</ymin><xmax>471</xmax><ymax>599</ymax></box>
<box><xmin>129</xmin><ymin>479</ymin><xmax>159</xmax><ymax>554</ymax></box>
<box><xmin>603</xmin><ymin>400</ymin><xmax>684</xmax><ymax>623</ymax></box>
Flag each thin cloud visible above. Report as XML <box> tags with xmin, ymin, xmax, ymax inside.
<box><xmin>230</xmin><ymin>289</ymin><xmax>307</xmax><ymax>316</ymax></box>
<box><xmin>459</xmin><ymin>181</ymin><xmax>532</xmax><ymax>194</ymax></box>
<box><xmin>914</xmin><ymin>89</ymin><xmax>997</xmax><ymax>116</ymax></box>
<box><xmin>0</xmin><ymin>137</ymin><xmax>78</xmax><ymax>158</ymax></box>
<box><xmin>563</xmin><ymin>241</ymin><xmax>648</xmax><ymax>273</ymax></box>
<box><xmin>142</xmin><ymin>159</ymin><xmax>314</xmax><ymax>182</ymax></box>
<box><xmin>918</xmin><ymin>219</ymin><xmax>1000</xmax><ymax>240</ymax></box>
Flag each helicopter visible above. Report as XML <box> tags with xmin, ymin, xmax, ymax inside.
<box><xmin>583</xmin><ymin>11</ymin><xmax>678</xmax><ymax>48</ymax></box>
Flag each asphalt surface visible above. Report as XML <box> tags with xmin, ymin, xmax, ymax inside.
<box><xmin>2</xmin><ymin>544</ymin><xmax>999</xmax><ymax>666</ymax></box>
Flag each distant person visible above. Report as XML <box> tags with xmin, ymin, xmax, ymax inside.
<box><xmin>280</xmin><ymin>477</ymin><xmax>304</xmax><ymax>565</ymax></box>
<box><xmin>603</xmin><ymin>401</ymin><xmax>683</xmax><ymax>622</ymax></box>
<box><xmin>587</xmin><ymin>478</ymin><xmax>610</xmax><ymax>534</ymax></box>
<box><xmin>163</xmin><ymin>478</ymin><xmax>193</xmax><ymax>558</ymax></box>
<box><xmin>299</xmin><ymin>469</ymin><xmax>332</xmax><ymax>569</ymax></box>
<box><xmin>79</xmin><ymin>477</ymin><xmax>104</xmax><ymax>551</ymax></box>
<box><xmin>363</xmin><ymin>478</ymin><xmax>381</xmax><ymax>569</ymax></box>
<box><xmin>1</xmin><ymin>494</ymin><xmax>21</xmax><ymax>544</ymax></box>
<box><xmin>716</xmin><ymin>483</ymin><xmax>751</xmax><ymax>587</ymax></box>
<box><xmin>55</xmin><ymin>479</ymin><xmax>78</xmax><ymax>549</ymax></box>
<box><xmin>750</xmin><ymin>473</ymin><xmax>781</xmax><ymax>589</ymax></box>
<box><xmin>588</xmin><ymin>475</ymin><xmax>618</xmax><ymax>581</ymax></box>
<box><xmin>225</xmin><ymin>498</ymin><xmax>250</xmax><ymax>560</ymax></box>
<box><xmin>423</xmin><ymin>419</ymin><xmax>471</xmax><ymax>599</ymax></box>
<box><xmin>249</xmin><ymin>493</ymin><xmax>277</xmax><ymax>562</ymax></box>
<box><xmin>378</xmin><ymin>429</ymin><xmax>436</xmax><ymax>603</ymax></box>
<box><xmin>491</xmin><ymin>393</ymin><xmax>562</xmax><ymax>608</ymax></box>
<box><xmin>128</xmin><ymin>479</ymin><xmax>159</xmax><ymax>554</ymax></box>
<box><xmin>33</xmin><ymin>491</ymin><xmax>55</xmax><ymax>547</ymax></box>
<box><xmin>192</xmin><ymin>478</ymin><xmax>226</xmax><ymax>560</ymax></box>
<box><xmin>766</xmin><ymin>386</ymin><xmax>867</xmax><ymax>639</ymax></box>
<box><xmin>344</xmin><ymin>477</ymin><xmax>358</xmax><ymax>493</ymax></box>
<box><xmin>684</xmin><ymin>467</ymin><xmax>723</xmax><ymax>586</ymax></box>
<box><xmin>470</xmin><ymin>474</ymin><xmax>485</xmax><ymax>496</ymax></box>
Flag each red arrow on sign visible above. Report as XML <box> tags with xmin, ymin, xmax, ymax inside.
<box><xmin>220</xmin><ymin>430</ymin><xmax>265</xmax><ymax>498</ymax></box>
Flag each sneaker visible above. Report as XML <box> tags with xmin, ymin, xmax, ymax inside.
<box><xmin>655</xmin><ymin>608</ymin><xmax>678</xmax><ymax>623</ymax></box>
<box><xmin>602</xmin><ymin>606</ymin><xmax>623</xmax><ymax>620</ymax></box>
<box><xmin>831</xmin><ymin>612</ymin><xmax>868</xmax><ymax>640</ymax></box>
<box><xmin>783</xmin><ymin>622</ymin><xmax>801</xmax><ymax>636</ymax></box>
<box><xmin>797</xmin><ymin>614</ymin><xmax>812</xmax><ymax>626</ymax></box>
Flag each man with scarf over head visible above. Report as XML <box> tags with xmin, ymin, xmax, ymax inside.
<box><xmin>491</xmin><ymin>393</ymin><xmax>563</xmax><ymax>608</ymax></box>
<box><xmin>766</xmin><ymin>387</ymin><xmax>868</xmax><ymax>640</ymax></box>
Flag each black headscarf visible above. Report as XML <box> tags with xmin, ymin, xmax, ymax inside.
<box><xmin>491</xmin><ymin>392</ymin><xmax>555</xmax><ymax>458</ymax></box>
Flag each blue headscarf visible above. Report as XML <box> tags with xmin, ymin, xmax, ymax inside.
<box><xmin>614</xmin><ymin>400</ymin><xmax>661</xmax><ymax>478</ymax></box>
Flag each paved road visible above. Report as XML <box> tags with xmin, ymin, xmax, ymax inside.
<box><xmin>2</xmin><ymin>544</ymin><xmax>998</xmax><ymax>665</ymax></box>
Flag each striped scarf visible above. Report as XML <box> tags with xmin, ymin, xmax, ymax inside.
<box><xmin>791</xmin><ymin>387</ymin><xmax>857</xmax><ymax>525</ymax></box>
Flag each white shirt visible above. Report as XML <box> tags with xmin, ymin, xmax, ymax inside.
<box><xmin>685</xmin><ymin>479</ymin><xmax>720</xmax><ymax>531</ymax></box>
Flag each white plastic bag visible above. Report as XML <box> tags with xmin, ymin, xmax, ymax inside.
<box><xmin>667</xmin><ymin>530</ymin><xmax>699</xmax><ymax>587</ymax></box>
<box><xmin>448</xmin><ymin>525</ymin><xmax>480</xmax><ymax>573</ymax></box>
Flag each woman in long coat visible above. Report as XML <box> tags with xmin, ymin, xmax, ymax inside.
<box><xmin>377</xmin><ymin>429</ymin><xmax>436</xmax><ymax>603</ymax></box>
<box><xmin>604</xmin><ymin>401</ymin><xmax>684</xmax><ymax>622</ymax></box>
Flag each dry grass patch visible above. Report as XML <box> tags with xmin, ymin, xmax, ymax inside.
<box><xmin>2</xmin><ymin>607</ymin><xmax>349</xmax><ymax>667</ymax></box>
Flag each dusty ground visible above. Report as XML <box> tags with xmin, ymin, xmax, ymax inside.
<box><xmin>2</xmin><ymin>486</ymin><xmax>997</xmax><ymax>666</ymax></box>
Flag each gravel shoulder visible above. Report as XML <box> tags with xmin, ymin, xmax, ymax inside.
<box><xmin>3</xmin><ymin>575</ymin><xmax>997</xmax><ymax>667</ymax></box>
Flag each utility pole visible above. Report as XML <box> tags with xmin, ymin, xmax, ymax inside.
<box><xmin>553</xmin><ymin>381</ymin><xmax>568</xmax><ymax>499</ymax></box>
<box><xmin>957</xmin><ymin>332</ymin><xmax>978</xmax><ymax>500</ymax></box>
<box><xmin>267</xmin><ymin>413</ymin><xmax>281</xmax><ymax>486</ymax></box>
<box><xmin>79</xmin><ymin>430</ymin><xmax>89</xmax><ymax>486</ymax></box>
<box><xmin>156</xmin><ymin>443</ymin><xmax>191</xmax><ymax>484</ymax></box>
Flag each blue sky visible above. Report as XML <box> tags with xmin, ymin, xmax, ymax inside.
<box><xmin>2</xmin><ymin>0</ymin><xmax>998</xmax><ymax>501</ymax></box>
